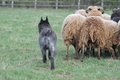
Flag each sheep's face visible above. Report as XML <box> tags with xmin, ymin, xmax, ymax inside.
<box><xmin>86</xmin><ymin>6</ymin><xmax>104</xmax><ymax>16</ymax></box>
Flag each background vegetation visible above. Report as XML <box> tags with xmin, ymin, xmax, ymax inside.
<box><xmin>0</xmin><ymin>8</ymin><xmax>120</xmax><ymax>80</ymax></box>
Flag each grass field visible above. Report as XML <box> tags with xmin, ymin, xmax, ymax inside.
<box><xmin>0</xmin><ymin>8</ymin><xmax>120</xmax><ymax>80</ymax></box>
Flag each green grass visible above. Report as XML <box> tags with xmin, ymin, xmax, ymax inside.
<box><xmin>0</xmin><ymin>8</ymin><xmax>120</xmax><ymax>80</ymax></box>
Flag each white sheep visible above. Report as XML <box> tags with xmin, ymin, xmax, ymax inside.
<box><xmin>79</xmin><ymin>16</ymin><xmax>118</xmax><ymax>62</ymax></box>
<box><xmin>74</xmin><ymin>9</ymin><xmax>87</xmax><ymax>17</ymax></box>
<box><xmin>102</xmin><ymin>13</ymin><xmax>111</xmax><ymax>20</ymax></box>
<box><xmin>62</xmin><ymin>14</ymin><xmax>86</xmax><ymax>60</ymax></box>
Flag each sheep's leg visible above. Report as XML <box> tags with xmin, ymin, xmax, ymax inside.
<box><xmin>75</xmin><ymin>47</ymin><xmax>79</xmax><ymax>59</ymax></box>
<box><xmin>112</xmin><ymin>45</ymin><xmax>117</xmax><ymax>57</ymax></box>
<box><xmin>78</xmin><ymin>48</ymin><xmax>81</xmax><ymax>54</ymax></box>
<box><xmin>118</xmin><ymin>45</ymin><xmax>120</xmax><ymax>59</ymax></box>
<box><xmin>105</xmin><ymin>47</ymin><xmax>115</xmax><ymax>59</ymax></box>
<box><xmin>110</xmin><ymin>47</ymin><xmax>116</xmax><ymax>59</ymax></box>
<box><xmin>65</xmin><ymin>45</ymin><xmax>69</xmax><ymax>60</ymax></box>
<box><xmin>105</xmin><ymin>50</ymin><xmax>110</xmax><ymax>57</ymax></box>
<box><xmin>73</xmin><ymin>45</ymin><xmax>79</xmax><ymax>59</ymax></box>
<box><xmin>81</xmin><ymin>44</ymin><xmax>85</xmax><ymax>62</ymax></box>
<box><xmin>91</xmin><ymin>47</ymin><xmax>96</xmax><ymax>57</ymax></box>
<box><xmin>97</xmin><ymin>47</ymin><xmax>100</xmax><ymax>60</ymax></box>
<box><xmin>85</xmin><ymin>47</ymin><xmax>90</xmax><ymax>57</ymax></box>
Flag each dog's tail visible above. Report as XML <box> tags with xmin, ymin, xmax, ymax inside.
<box><xmin>41</xmin><ymin>28</ymin><xmax>53</xmax><ymax>36</ymax></box>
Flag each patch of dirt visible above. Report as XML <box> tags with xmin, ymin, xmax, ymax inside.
<box><xmin>40</xmin><ymin>66</ymin><xmax>50</xmax><ymax>70</ymax></box>
<box><xmin>20</xmin><ymin>49</ymin><xmax>31</xmax><ymax>52</ymax></box>
<box><xmin>40</xmin><ymin>66</ymin><xmax>59</xmax><ymax>70</ymax></box>
<box><xmin>4</xmin><ymin>52</ymin><xmax>9</xmax><ymax>54</ymax></box>
<box><xmin>97</xmin><ymin>77</ymin><xmax>120</xmax><ymax>80</ymax></box>
<box><xmin>54</xmin><ymin>74</ymin><xmax>70</xmax><ymax>78</ymax></box>
<box><xmin>62</xmin><ymin>59</ymin><xmax>80</xmax><ymax>62</ymax></box>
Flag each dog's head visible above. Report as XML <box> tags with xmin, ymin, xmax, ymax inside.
<box><xmin>38</xmin><ymin>16</ymin><xmax>51</xmax><ymax>33</ymax></box>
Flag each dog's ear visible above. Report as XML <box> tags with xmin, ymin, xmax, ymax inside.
<box><xmin>46</xmin><ymin>16</ymin><xmax>48</xmax><ymax>22</ymax></box>
<box><xmin>40</xmin><ymin>17</ymin><xmax>43</xmax><ymax>22</ymax></box>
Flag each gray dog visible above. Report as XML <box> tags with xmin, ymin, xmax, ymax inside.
<box><xmin>38</xmin><ymin>17</ymin><xmax>57</xmax><ymax>70</ymax></box>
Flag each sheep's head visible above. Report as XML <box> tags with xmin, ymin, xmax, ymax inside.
<box><xmin>86</xmin><ymin>6</ymin><xmax>104</xmax><ymax>17</ymax></box>
<box><xmin>112</xmin><ymin>8</ymin><xmax>120</xmax><ymax>12</ymax></box>
<box><xmin>74</xmin><ymin>9</ymin><xmax>87</xmax><ymax>17</ymax></box>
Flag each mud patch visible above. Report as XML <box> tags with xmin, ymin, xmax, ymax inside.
<box><xmin>63</xmin><ymin>59</ymin><xmax>80</xmax><ymax>62</ymax></box>
<box><xmin>97</xmin><ymin>77</ymin><xmax>120</xmax><ymax>80</ymax></box>
<box><xmin>20</xmin><ymin>49</ymin><xmax>31</xmax><ymax>52</ymax></box>
<box><xmin>40</xmin><ymin>66</ymin><xmax>59</xmax><ymax>70</ymax></box>
<box><xmin>40</xmin><ymin>66</ymin><xmax>50</xmax><ymax>70</ymax></box>
<box><xmin>54</xmin><ymin>74</ymin><xmax>70</xmax><ymax>78</ymax></box>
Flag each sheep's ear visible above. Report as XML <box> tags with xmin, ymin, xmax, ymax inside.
<box><xmin>86</xmin><ymin>8</ymin><xmax>91</xmax><ymax>13</ymax></box>
<box><xmin>86</xmin><ymin>6</ymin><xmax>92</xmax><ymax>13</ymax></box>
<box><xmin>98</xmin><ymin>8</ymin><xmax>101</xmax><ymax>11</ymax></box>
<box><xmin>99</xmin><ymin>7</ymin><xmax>104</xmax><ymax>14</ymax></box>
<box><xmin>89</xmin><ymin>8</ymin><xmax>92</xmax><ymax>11</ymax></box>
<box><xmin>112</xmin><ymin>9</ymin><xmax>117</xmax><ymax>12</ymax></box>
<box><xmin>88</xmin><ymin>6</ymin><xmax>92</xmax><ymax>10</ymax></box>
<box><xmin>86</xmin><ymin>10</ymin><xmax>88</xmax><ymax>13</ymax></box>
<box><xmin>40</xmin><ymin>17</ymin><xmax>43</xmax><ymax>22</ymax></box>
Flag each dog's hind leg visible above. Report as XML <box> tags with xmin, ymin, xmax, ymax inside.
<box><xmin>42</xmin><ymin>49</ymin><xmax>47</xmax><ymax>63</ymax></box>
<box><xmin>48</xmin><ymin>51</ymin><xmax>51</xmax><ymax>60</ymax></box>
<box><xmin>49</xmin><ymin>49</ymin><xmax>55</xmax><ymax>70</ymax></box>
<box><xmin>50</xmin><ymin>56</ymin><xmax>55</xmax><ymax>70</ymax></box>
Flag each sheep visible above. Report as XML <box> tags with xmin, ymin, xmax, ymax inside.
<box><xmin>85</xmin><ymin>6</ymin><xmax>113</xmax><ymax>57</ymax></box>
<box><xmin>102</xmin><ymin>13</ymin><xmax>111</xmax><ymax>20</ymax></box>
<box><xmin>79</xmin><ymin>16</ymin><xmax>105</xmax><ymax>62</ymax></box>
<box><xmin>101</xmin><ymin>18</ymin><xmax>118</xmax><ymax>58</ymax></box>
<box><xmin>110</xmin><ymin>8</ymin><xmax>120</xmax><ymax>56</ymax></box>
<box><xmin>78</xmin><ymin>6</ymin><xmax>105</xmax><ymax>57</ymax></box>
<box><xmin>111</xmin><ymin>8</ymin><xmax>120</xmax><ymax>18</ymax></box>
<box><xmin>111</xmin><ymin>8</ymin><xmax>120</xmax><ymax>22</ymax></box>
<box><xmin>112</xmin><ymin>8</ymin><xmax>118</xmax><ymax>12</ymax></box>
<box><xmin>74</xmin><ymin>9</ymin><xmax>87</xmax><ymax>17</ymax></box>
<box><xmin>86</xmin><ymin>6</ymin><xmax>104</xmax><ymax>17</ymax></box>
<box><xmin>79</xmin><ymin>16</ymin><xmax>117</xmax><ymax>62</ymax></box>
<box><xmin>62</xmin><ymin>14</ymin><xmax>86</xmax><ymax>60</ymax></box>
<box><xmin>111</xmin><ymin>17</ymin><xmax>120</xmax><ymax>22</ymax></box>
<box><xmin>114</xmin><ymin>21</ymin><xmax>120</xmax><ymax>59</ymax></box>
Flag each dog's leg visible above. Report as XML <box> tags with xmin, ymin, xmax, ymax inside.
<box><xmin>42</xmin><ymin>49</ymin><xmax>47</xmax><ymax>63</ymax></box>
<box><xmin>49</xmin><ymin>48</ymin><xmax>56</xmax><ymax>70</ymax></box>
<box><xmin>50</xmin><ymin>56</ymin><xmax>55</xmax><ymax>70</ymax></box>
<box><xmin>48</xmin><ymin>51</ymin><xmax>51</xmax><ymax>60</ymax></box>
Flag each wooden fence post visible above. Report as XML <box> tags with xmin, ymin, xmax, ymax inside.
<box><xmin>78</xmin><ymin>0</ymin><xmax>80</xmax><ymax>9</ymax></box>
<box><xmin>101</xmin><ymin>0</ymin><xmax>104</xmax><ymax>8</ymax></box>
<box><xmin>34</xmin><ymin>0</ymin><xmax>37</xmax><ymax>9</ymax></box>
<box><xmin>11</xmin><ymin>0</ymin><xmax>14</xmax><ymax>8</ymax></box>
<box><xmin>56</xmin><ymin>0</ymin><xmax>58</xmax><ymax>9</ymax></box>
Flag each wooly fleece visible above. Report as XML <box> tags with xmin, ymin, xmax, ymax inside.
<box><xmin>79</xmin><ymin>16</ymin><xmax>105</xmax><ymax>48</ymax></box>
<box><xmin>62</xmin><ymin>14</ymin><xmax>86</xmax><ymax>46</ymax></box>
<box><xmin>74</xmin><ymin>9</ymin><xmax>87</xmax><ymax>17</ymax></box>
